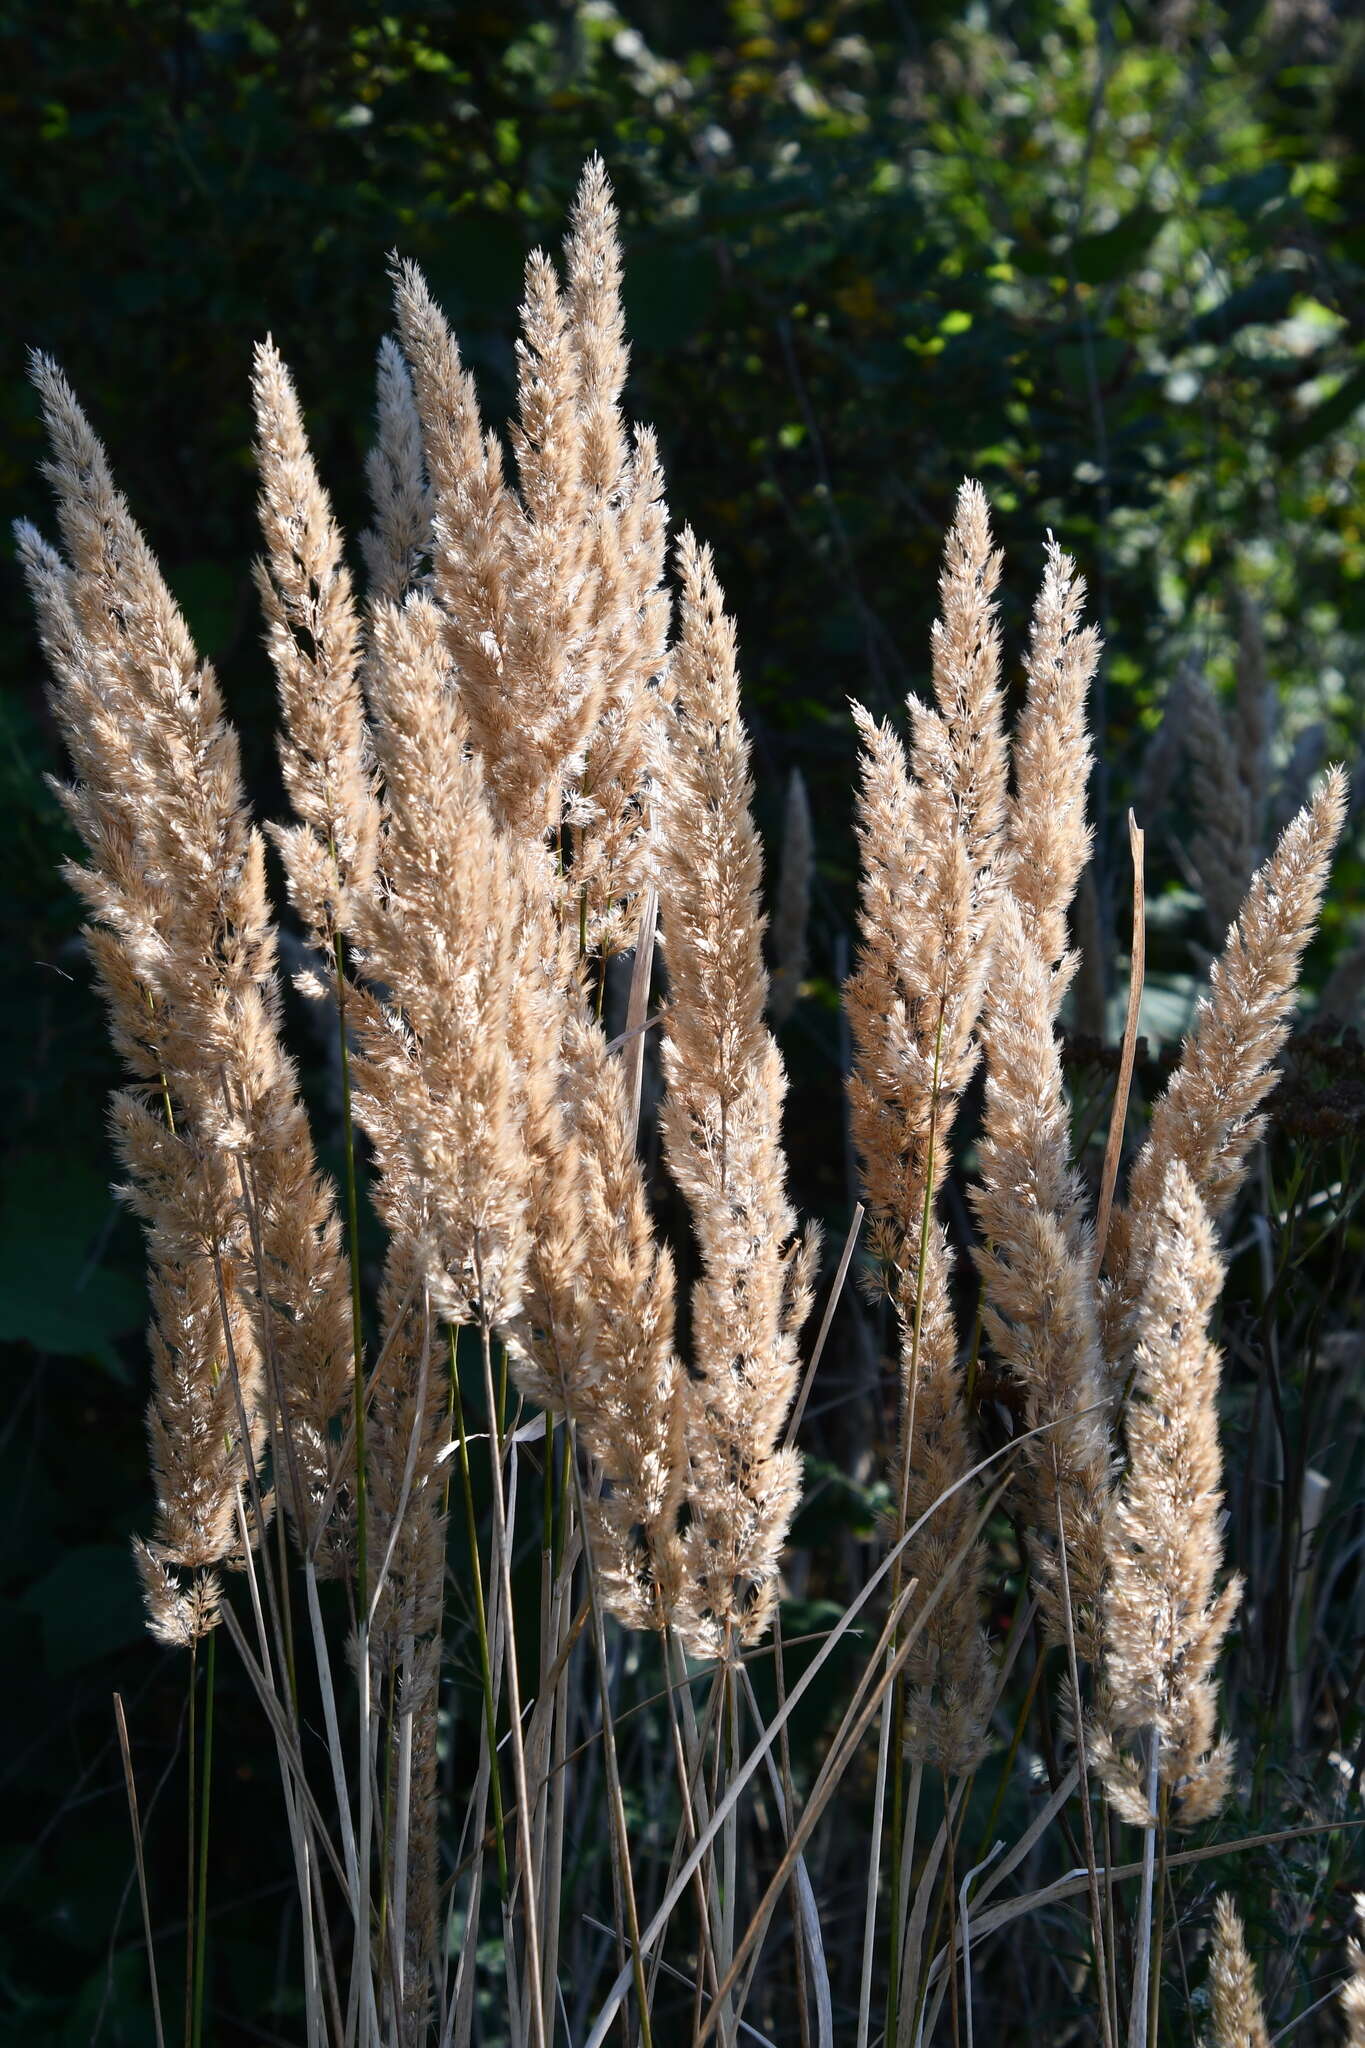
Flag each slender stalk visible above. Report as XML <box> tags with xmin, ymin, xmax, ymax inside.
<box><xmin>886</xmin><ymin>1002</ymin><xmax>948</xmax><ymax>2048</ymax></box>
<box><xmin>567</xmin><ymin>1437</ymin><xmax>655</xmax><ymax>2048</ymax></box>
<box><xmin>476</xmin><ymin>1296</ymin><xmax>548</xmax><ymax>2048</ymax></box>
<box><xmin>1127</xmin><ymin>1729</ymin><xmax>1160</xmax><ymax>2048</ymax></box>
<box><xmin>185</xmin><ymin>1640</ymin><xmax>196</xmax><ymax>2048</ymax></box>
<box><xmin>1146</xmin><ymin>1785</ymin><xmax>1169</xmax><ymax>2048</ymax></box>
<box><xmin>449</xmin><ymin>1328</ymin><xmax>508</xmax><ymax>1894</ymax></box>
<box><xmin>114</xmin><ymin>1693</ymin><xmax>167</xmax><ymax>2048</ymax></box>
<box><xmin>334</xmin><ymin>921</ymin><xmax>369</xmax><ymax>1605</ymax></box>
<box><xmin>190</xmin><ymin>1627</ymin><xmax>216</xmax><ymax>2048</ymax></box>
<box><xmin>1054</xmin><ymin>1493</ymin><xmax>1115</xmax><ymax>2048</ymax></box>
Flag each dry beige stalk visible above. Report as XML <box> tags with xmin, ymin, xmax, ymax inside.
<box><xmin>19</xmin><ymin>358</ymin><xmax>348</xmax><ymax>1640</ymax></box>
<box><xmin>656</xmin><ymin>531</ymin><xmax>817</xmax><ymax>1656</ymax></box>
<box><xmin>1208</xmin><ymin>1895</ymin><xmax>1271</xmax><ymax>2048</ymax></box>
<box><xmin>1096</xmin><ymin>1161</ymin><xmax>1240</xmax><ymax>1828</ymax></box>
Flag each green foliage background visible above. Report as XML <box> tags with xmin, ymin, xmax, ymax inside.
<box><xmin>2</xmin><ymin>2</ymin><xmax>1363</xmax><ymax>2038</ymax></box>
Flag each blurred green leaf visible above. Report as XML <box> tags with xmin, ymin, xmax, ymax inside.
<box><xmin>1199</xmin><ymin>163</ymin><xmax>1292</xmax><ymax>215</ymax></box>
<box><xmin>1071</xmin><ymin>203</ymin><xmax>1164</xmax><ymax>285</ymax></box>
<box><xmin>0</xmin><ymin>1153</ymin><xmax>143</xmax><ymax>1375</ymax></box>
<box><xmin>21</xmin><ymin>1545</ymin><xmax>144</xmax><ymax>1672</ymax></box>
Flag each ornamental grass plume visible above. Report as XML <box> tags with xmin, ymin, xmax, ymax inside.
<box><xmin>656</xmin><ymin>530</ymin><xmax>817</xmax><ymax>1657</ymax></box>
<box><xmin>973</xmin><ymin>897</ymin><xmax>1112</xmax><ymax>1656</ymax></box>
<box><xmin>1208</xmin><ymin>1896</ymin><xmax>1271</xmax><ymax>2048</ymax></box>
<box><xmin>382</xmin><ymin>160</ymin><xmax>685</xmax><ymax>1634</ymax></box>
<box><xmin>361</xmin><ymin>334</ymin><xmax>432</xmax><ymax>608</ymax></box>
<box><xmin>1095</xmin><ymin>1161</ymin><xmax>1241</xmax><ymax>1828</ymax></box>
<box><xmin>391</xmin><ymin>158</ymin><xmax>669</xmax><ymax>962</ymax></box>
<box><xmin>342</xmin><ymin>591</ymin><xmax>533</xmax><ymax>1635</ymax></box>
<box><xmin>334</xmin><ymin>590</ymin><xmax>538</xmax><ymax>2045</ymax></box>
<box><xmin>1004</xmin><ymin>532</ymin><xmax>1101</xmax><ymax>982</ymax></box>
<box><xmin>973</xmin><ymin>536</ymin><xmax>1109</xmax><ymax>1654</ymax></box>
<box><xmin>1101</xmin><ymin>766</ymin><xmax>1349</xmax><ymax>1369</ymax></box>
<box><xmin>17</xmin><ymin>357</ymin><xmax>354</xmax><ymax>1639</ymax></box>
<box><xmin>846</xmin><ymin>477</ymin><xmax>1007</xmax><ymax>1767</ymax></box>
<box><xmin>251</xmin><ymin>337</ymin><xmax>379</xmax><ymax>1564</ymax></box>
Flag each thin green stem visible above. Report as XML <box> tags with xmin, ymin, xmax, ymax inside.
<box><xmin>190</xmin><ymin>1628</ymin><xmax>215</xmax><ymax>2048</ymax></box>
<box><xmin>449</xmin><ymin>1327</ymin><xmax>509</xmax><ymax>1895</ymax></box>
<box><xmin>184</xmin><ymin>1642</ymin><xmax>196</xmax><ymax>2048</ymax></box>
<box><xmin>886</xmin><ymin>1000</ymin><xmax>948</xmax><ymax>2048</ymax></box>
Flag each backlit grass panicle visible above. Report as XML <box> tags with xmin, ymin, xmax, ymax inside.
<box><xmin>501</xmin><ymin>925</ymin><xmax>597</xmax><ymax>1417</ymax></box>
<box><xmin>566</xmin><ymin>153</ymin><xmax>629</xmax><ymax>497</ymax></box>
<box><xmin>339</xmin><ymin>591</ymin><xmax>530</xmax><ymax>1649</ymax></box>
<box><xmin>657</xmin><ymin>530</ymin><xmax>816</xmax><ymax>1656</ymax></box>
<box><xmin>393</xmin><ymin>164</ymin><xmax>669</xmax><ymax>961</ymax></box>
<box><xmin>19</xmin><ymin>357</ymin><xmax>349</xmax><ymax>1631</ymax></box>
<box><xmin>1102</xmin><ymin>768</ymin><xmax>1349</xmax><ymax>1366</ymax></box>
<box><xmin>361</xmin><ymin>333</ymin><xmax>431</xmax><ymax>608</ymax></box>
<box><xmin>769</xmin><ymin>765</ymin><xmax>813</xmax><ymax>1026</ymax></box>
<box><xmin>846</xmin><ymin>478</ymin><xmax>1006</xmax><ymax>1248</ymax></box>
<box><xmin>973</xmin><ymin>896</ymin><xmax>1112</xmax><ymax>1655</ymax></box>
<box><xmin>1208</xmin><ymin>1896</ymin><xmax>1271</xmax><ymax>2048</ymax></box>
<box><xmin>338</xmin><ymin>591</ymin><xmax>536</xmax><ymax>2015</ymax></box>
<box><xmin>391</xmin><ymin>254</ymin><xmax>516</xmax><ymax>789</ymax></box>
<box><xmin>846</xmin><ymin>478</ymin><xmax>1006</xmax><ymax>1766</ymax></box>
<box><xmin>921</xmin><ymin>476</ymin><xmax>1008</xmax><ymax>874</ymax></box>
<box><xmin>251</xmin><ymin>340</ymin><xmax>377</xmax><ymax>1553</ymax></box>
<box><xmin>1097</xmin><ymin>1161</ymin><xmax>1240</xmax><ymax>1828</ymax></box>
<box><xmin>899</xmin><ymin>1224</ymin><xmax>994</xmax><ymax>1769</ymax></box>
<box><xmin>252</xmin><ymin>336</ymin><xmax>380</xmax><ymax>939</ymax></box>
<box><xmin>568</xmin><ymin>1011</ymin><xmax>687</xmax><ymax>1630</ymax></box>
<box><xmin>974</xmin><ymin>543</ymin><xmax>1107</xmax><ymax>1650</ymax></box>
<box><xmin>1006</xmin><ymin>534</ymin><xmax>1098</xmax><ymax>987</ymax></box>
<box><xmin>345</xmin><ymin>592</ymin><xmax>531</xmax><ymax>1355</ymax></box>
